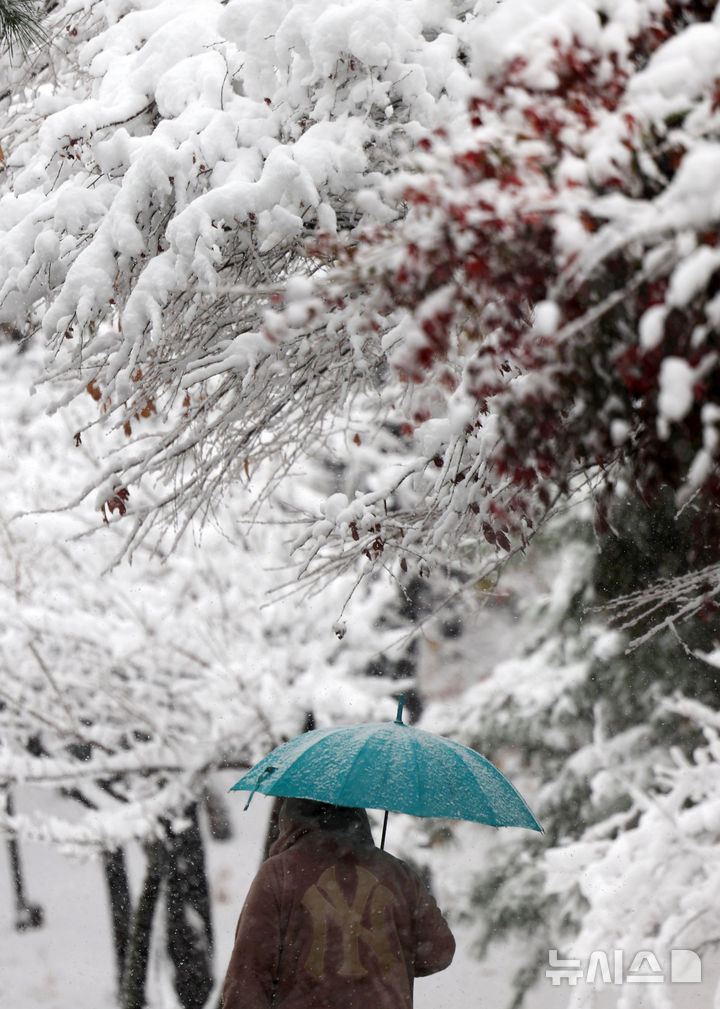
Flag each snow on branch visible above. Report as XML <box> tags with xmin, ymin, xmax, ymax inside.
<box><xmin>551</xmin><ymin>694</ymin><xmax>720</xmax><ymax>981</ymax></box>
<box><xmin>3</xmin><ymin>0</ymin><xmax>720</xmax><ymax>616</ymax></box>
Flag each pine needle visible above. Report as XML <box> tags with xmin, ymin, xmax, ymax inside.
<box><xmin>0</xmin><ymin>0</ymin><xmax>47</xmax><ymax>55</ymax></box>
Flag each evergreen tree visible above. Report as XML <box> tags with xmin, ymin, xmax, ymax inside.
<box><xmin>0</xmin><ymin>0</ymin><xmax>45</xmax><ymax>53</ymax></box>
<box><xmin>422</xmin><ymin>488</ymin><xmax>720</xmax><ymax>1006</ymax></box>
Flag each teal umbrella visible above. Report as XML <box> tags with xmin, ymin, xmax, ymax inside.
<box><xmin>231</xmin><ymin>698</ymin><xmax>541</xmax><ymax>847</ymax></box>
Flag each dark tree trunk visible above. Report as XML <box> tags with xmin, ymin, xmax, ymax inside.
<box><xmin>121</xmin><ymin>838</ymin><xmax>167</xmax><ymax>1009</ymax></box>
<box><xmin>165</xmin><ymin>804</ymin><xmax>214</xmax><ymax>1009</ymax></box>
<box><xmin>4</xmin><ymin>791</ymin><xmax>44</xmax><ymax>931</ymax></box>
<box><xmin>103</xmin><ymin>847</ymin><xmax>132</xmax><ymax>992</ymax></box>
<box><xmin>203</xmin><ymin>788</ymin><xmax>233</xmax><ymax>843</ymax></box>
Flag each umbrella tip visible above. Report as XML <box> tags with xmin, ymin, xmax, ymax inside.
<box><xmin>394</xmin><ymin>695</ymin><xmax>405</xmax><ymax>724</ymax></box>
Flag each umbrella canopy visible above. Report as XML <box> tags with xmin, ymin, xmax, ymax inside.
<box><xmin>231</xmin><ymin>698</ymin><xmax>541</xmax><ymax>839</ymax></box>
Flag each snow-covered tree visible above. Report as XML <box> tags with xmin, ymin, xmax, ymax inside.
<box><xmin>0</xmin><ymin>349</ymin><xmax>400</xmax><ymax>846</ymax></box>
<box><xmin>4</xmin><ymin>0</ymin><xmax>720</xmax><ymax>627</ymax></box>
<box><xmin>0</xmin><ymin>0</ymin><xmax>475</xmax><ymax>571</ymax></box>
<box><xmin>0</xmin><ymin>336</ymin><xmax>402</xmax><ymax>1006</ymax></box>
<box><xmin>413</xmin><ymin>486</ymin><xmax>720</xmax><ymax>1007</ymax></box>
<box><xmin>286</xmin><ymin>0</ymin><xmax>720</xmax><ymax>615</ymax></box>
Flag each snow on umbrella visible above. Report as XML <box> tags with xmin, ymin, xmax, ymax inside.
<box><xmin>231</xmin><ymin>698</ymin><xmax>542</xmax><ymax>847</ymax></box>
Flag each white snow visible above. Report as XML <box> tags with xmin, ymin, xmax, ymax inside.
<box><xmin>657</xmin><ymin>357</ymin><xmax>696</xmax><ymax>433</ymax></box>
<box><xmin>638</xmin><ymin>305</ymin><xmax>666</xmax><ymax>351</ymax></box>
<box><xmin>668</xmin><ymin>247</ymin><xmax>720</xmax><ymax>309</ymax></box>
<box><xmin>533</xmin><ymin>300</ymin><xmax>561</xmax><ymax>337</ymax></box>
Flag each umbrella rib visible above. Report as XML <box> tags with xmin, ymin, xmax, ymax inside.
<box><xmin>451</xmin><ymin>740</ymin><xmax>540</xmax><ymax>828</ymax></box>
<box><xmin>338</xmin><ymin>727</ymin><xmax>399</xmax><ymax>810</ymax></box>
<box><xmin>445</xmin><ymin>741</ymin><xmax>498</xmax><ymax>820</ymax></box>
<box><xmin>278</xmin><ymin>730</ymin><xmax>367</xmax><ymax>803</ymax></box>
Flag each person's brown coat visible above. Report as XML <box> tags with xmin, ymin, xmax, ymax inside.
<box><xmin>222</xmin><ymin>799</ymin><xmax>455</xmax><ymax>1009</ymax></box>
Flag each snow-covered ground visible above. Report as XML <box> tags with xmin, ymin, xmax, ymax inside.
<box><xmin>1</xmin><ymin>783</ymin><xmax>499</xmax><ymax>1009</ymax></box>
<box><xmin>1</xmin><ymin>779</ymin><xmax>715</xmax><ymax>1008</ymax></box>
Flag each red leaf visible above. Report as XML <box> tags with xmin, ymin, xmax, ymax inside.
<box><xmin>102</xmin><ymin>486</ymin><xmax>130</xmax><ymax>523</ymax></box>
<box><xmin>496</xmin><ymin>530</ymin><xmax>512</xmax><ymax>552</ymax></box>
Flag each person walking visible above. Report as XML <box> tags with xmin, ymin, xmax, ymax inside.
<box><xmin>222</xmin><ymin>797</ymin><xmax>455</xmax><ymax>1009</ymax></box>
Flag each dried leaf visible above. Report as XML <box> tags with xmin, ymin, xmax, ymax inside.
<box><xmin>496</xmin><ymin>530</ymin><xmax>512</xmax><ymax>552</ymax></box>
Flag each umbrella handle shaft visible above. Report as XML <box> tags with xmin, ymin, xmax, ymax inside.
<box><xmin>380</xmin><ymin>810</ymin><xmax>389</xmax><ymax>850</ymax></box>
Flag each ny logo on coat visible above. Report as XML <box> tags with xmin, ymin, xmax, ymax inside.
<box><xmin>301</xmin><ymin>865</ymin><xmax>400</xmax><ymax>979</ymax></box>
